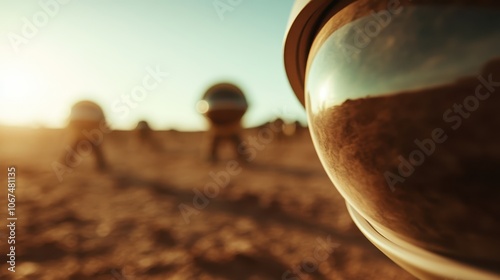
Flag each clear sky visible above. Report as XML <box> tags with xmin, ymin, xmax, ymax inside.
<box><xmin>0</xmin><ymin>0</ymin><xmax>305</xmax><ymax>131</ymax></box>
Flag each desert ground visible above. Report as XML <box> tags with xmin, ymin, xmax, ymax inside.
<box><xmin>0</xmin><ymin>125</ymin><xmax>415</xmax><ymax>280</ymax></box>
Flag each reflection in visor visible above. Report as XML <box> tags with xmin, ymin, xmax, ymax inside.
<box><xmin>305</xmin><ymin>2</ymin><xmax>500</xmax><ymax>274</ymax></box>
<box><xmin>307</xmin><ymin>6</ymin><xmax>500</xmax><ymax>113</ymax></box>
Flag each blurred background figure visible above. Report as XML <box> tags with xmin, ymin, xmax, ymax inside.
<box><xmin>281</xmin><ymin>121</ymin><xmax>298</xmax><ymax>138</ymax></box>
<box><xmin>136</xmin><ymin>120</ymin><xmax>151</xmax><ymax>133</ymax></box>
<box><xmin>134</xmin><ymin>120</ymin><xmax>163</xmax><ymax>152</ymax></box>
<box><xmin>269</xmin><ymin>118</ymin><xmax>286</xmax><ymax>141</ymax></box>
<box><xmin>292</xmin><ymin>120</ymin><xmax>305</xmax><ymax>136</ymax></box>
<box><xmin>262</xmin><ymin>118</ymin><xmax>302</xmax><ymax>141</ymax></box>
<box><xmin>275</xmin><ymin>118</ymin><xmax>304</xmax><ymax>140</ymax></box>
<box><xmin>197</xmin><ymin>83</ymin><xmax>248</xmax><ymax>162</ymax></box>
<box><xmin>64</xmin><ymin>100</ymin><xmax>108</xmax><ymax>170</ymax></box>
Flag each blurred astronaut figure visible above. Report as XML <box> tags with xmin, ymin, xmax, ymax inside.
<box><xmin>197</xmin><ymin>83</ymin><xmax>248</xmax><ymax>162</ymax></box>
<box><xmin>281</xmin><ymin>121</ymin><xmax>298</xmax><ymax>138</ymax></box>
<box><xmin>266</xmin><ymin>118</ymin><xmax>300</xmax><ymax>141</ymax></box>
<box><xmin>134</xmin><ymin>120</ymin><xmax>163</xmax><ymax>152</ymax></box>
<box><xmin>292</xmin><ymin>120</ymin><xmax>305</xmax><ymax>136</ymax></box>
<box><xmin>65</xmin><ymin>100</ymin><xmax>109</xmax><ymax>170</ymax></box>
<box><xmin>269</xmin><ymin>118</ymin><xmax>286</xmax><ymax>141</ymax></box>
<box><xmin>135</xmin><ymin>120</ymin><xmax>152</xmax><ymax>145</ymax></box>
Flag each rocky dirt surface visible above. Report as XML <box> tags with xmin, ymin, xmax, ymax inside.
<box><xmin>0</xmin><ymin>127</ymin><xmax>415</xmax><ymax>279</ymax></box>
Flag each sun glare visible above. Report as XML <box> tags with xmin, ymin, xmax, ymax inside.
<box><xmin>0</xmin><ymin>61</ymin><xmax>49</xmax><ymax>126</ymax></box>
<box><xmin>0</xmin><ymin>68</ymin><xmax>36</xmax><ymax>99</ymax></box>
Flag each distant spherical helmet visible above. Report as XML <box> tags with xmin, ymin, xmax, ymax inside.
<box><xmin>284</xmin><ymin>0</ymin><xmax>500</xmax><ymax>279</ymax></box>
<box><xmin>68</xmin><ymin>100</ymin><xmax>106</xmax><ymax>129</ymax></box>
<box><xmin>197</xmin><ymin>83</ymin><xmax>248</xmax><ymax>125</ymax></box>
